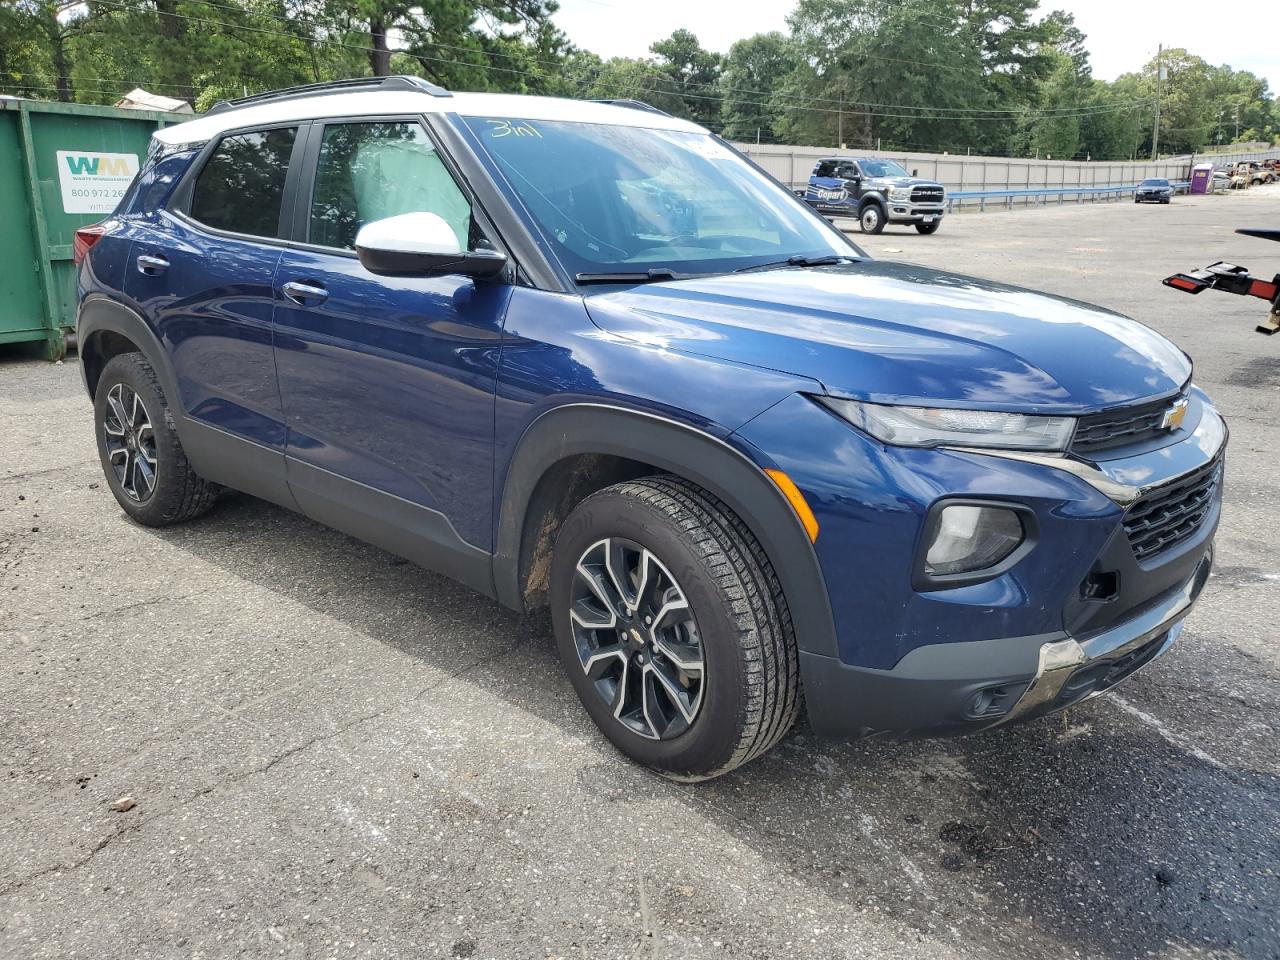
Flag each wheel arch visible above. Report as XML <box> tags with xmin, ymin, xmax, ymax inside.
<box><xmin>77</xmin><ymin>295</ymin><xmax>179</xmax><ymax>406</ymax></box>
<box><xmin>857</xmin><ymin>193</ymin><xmax>887</xmax><ymax>213</ymax></box>
<box><xmin>493</xmin><ymin>403</ymin><xmax>839</xmax><ymax>658</ymax></box>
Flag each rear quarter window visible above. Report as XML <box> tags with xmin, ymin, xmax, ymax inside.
<box><xmin>189</xmin><ymin>127</ymin><xmax>298</xmax><ymax>238</ymax></box>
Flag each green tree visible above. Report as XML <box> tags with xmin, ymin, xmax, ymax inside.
<box><xmin>0</xmin><ymin>2</ymin><xmax>55</xmax><ymax>99</ymax></box>
<box><xmin>1077</xmin><ymin>76</ymin><xmax>1143</xmax><ymax>161</ymax></box>
<box><xmin>1025</xmin><ymin>51</ymin><xmax>1081</xmax><ymax>158</ymax></box>
<box><xmin>781</xmin><ymin>0</ymin><xmax>990</xmax><ymax>151</ymax></box>
<box><xmin>648</xmin><ymin>28</ymin><xmax>721</xmax><ymax>127</ymax></box>
<box><xmin>718</xmin><ymin>31</ymin><xmax>797</xmax><ymax>141</ymax></box>
<box><xmin>568</xmin><ymin>53</ymin><xmax>688</xmax><ymax>114</ymax></box>
<box><xmin>6</xmin><ymin>0</ymin><xmax>106</xmax><ymax>102</ymax></box>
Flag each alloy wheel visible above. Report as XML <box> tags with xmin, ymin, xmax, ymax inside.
<box><xmin>569</xmin><ymin>537</ymin><xmax>705</xmax><ymax>740</ymax></box>
<box><xmin>102</xmin><ymin>382</ymin><xmax>157</xmax><ymax>502</ymax></box>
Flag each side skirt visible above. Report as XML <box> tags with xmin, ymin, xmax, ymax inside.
<box><xmin>285</xmin><ymin>457</ymin><xmax>497</xmax><ymax>601</ymax></box>
<box><xmin>181</xmin><ymin>419</ymin><xmax>298</xmax><ymax>511</ymax></box>
<box><xmin>181</xmin><ymin>420</ymin><xmax>498</xmax><ymax>602</ymax></box>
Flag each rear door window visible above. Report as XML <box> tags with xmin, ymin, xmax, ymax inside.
<box><xmin>189</xmin><ymin>126</ymin><xmax>298</xmax><ymax>238</ymax></box>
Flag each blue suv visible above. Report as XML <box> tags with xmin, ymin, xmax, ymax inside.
<box><xmin>75</xmin><ymin>77</ymin><xmax>1224</xmax><ymax>779</ymax></box>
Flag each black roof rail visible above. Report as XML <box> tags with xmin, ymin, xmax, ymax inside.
<box><xmin>588</xmin><ymin>98</ymin><xmax>672</xmax><ymax>118</ymax></box>
<box><xmin>207</xmin><ymin>75</ymin><xmax>450</xmax><ymax>115</ymax></box>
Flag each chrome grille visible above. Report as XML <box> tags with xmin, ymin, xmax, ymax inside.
<box><xmin>1123</xmin><ymin>457</ymin><xmax>1222</xmax><ymax>562</ymax></box>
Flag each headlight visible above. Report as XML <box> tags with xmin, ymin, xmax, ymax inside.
<box><xmin>922</xmin><ymin>503</ymin><xmax>1027</xmax><ymax>578</ymax></box>
<box><xmin>819</xmin><ymin>398</ymin><xmax>1075</xmax><ymax>452</ymax></box>
<box><xmin>889</xmin><ymin>187</ymin><xmax>911</xmax><ymax>200</ymax></box>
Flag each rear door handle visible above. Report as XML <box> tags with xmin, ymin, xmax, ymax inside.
<box><xmin>136</xmin><ymin>254</ymin><xmax>169</xmax><ymax>275</ymax></box>
<box><xmin>281</xmin><ymin>280</ymin><xmax>328</xmax><ymax>305</ymax></box>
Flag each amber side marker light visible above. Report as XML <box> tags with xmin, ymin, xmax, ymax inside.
<box><xmin>764</xmin><ymin>469</ymin><xmax>820</xmax><ymax>543</ymax></box>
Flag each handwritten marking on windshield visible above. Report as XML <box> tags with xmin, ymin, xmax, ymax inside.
<box><xmin>485</xmin><ymin>119</ymin><xmax>542</xmax><ymax>139</ymax></box>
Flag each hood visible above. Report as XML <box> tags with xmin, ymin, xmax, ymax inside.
<box><xmin>874</xmin><ymin>176</ymin><xmax>939</xmax><ymax>188</ymax></box>
<box><xmin>837</xmin><ymin>176</ymin><xmax>941</xmax><ymax>190</ymax></box>
<box><xmin>583</xmin><ymin>260</ymin><xmax>1191</xmax><ymax>413</ymax></box>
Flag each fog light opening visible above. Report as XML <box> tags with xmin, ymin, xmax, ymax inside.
<box><xmin>924</xmin><ymin>504</ymin><xmax>1025</xmax><ymax>578</ymax></box>
<box><xmin>965</xmin><ymin>682</ymin><xmax>1025</xmax><ymax>720</ymax></box>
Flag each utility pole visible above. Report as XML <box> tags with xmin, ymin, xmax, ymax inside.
<box><xmin>1235</xmin><ymin>106</ymin><xmax>1240</xmax><ymax>140</ymax></box>
<box><xmin>838</xmin><ymin>93</ymin><xmax>844</xmax><ymax>150</ymax></box>
<box><xmin>1151</xmin><ymin>43</ymin><xmax>1163</xmax><ymax>161</ymax></box>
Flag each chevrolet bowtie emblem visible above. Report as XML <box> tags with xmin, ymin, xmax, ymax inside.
<box><xmin>1161</xmin><ymin>398</ymin><xmax>1189</xmax><ymax>431</ymax></box>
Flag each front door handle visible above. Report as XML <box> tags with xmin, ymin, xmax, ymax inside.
<box><xmin>136</xmin><ymin>254</ymin><xmax>169</xmax><ymax>275</ymax></box>
<box><xmin>281</xmin><ymin>280</ymin><xmax>329</xmax><ymax>305</ymax></box>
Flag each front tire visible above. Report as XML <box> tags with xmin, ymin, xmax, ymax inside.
<box><xmin>550</xmin><ymin>476</ymin><xmax>800</xmax><ymax>780</ymax></box>
<box><xmin>859</xmin><ymin>203</ymin><xmax>886</xmax><ymax>234</ymax></box>
<box><xmin>915</xmin><ymin>221</ymin><xmax>940</xmax><ymax>234</ymax></box>
<box><xmin>93</xmin><ymin>352</ymin><xmax>218</xmax><ymax>527</ymax></box>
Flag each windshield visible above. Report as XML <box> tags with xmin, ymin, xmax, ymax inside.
<box><xmin>860</xmin><ymin>158</ymin><xmax>910</xmax><ymax>179</ymax></box>
<box><xmin>463</xmin><ymin>117</ymin><xmax>855</xmax><ymax>280</ymax></box>
<box><xmin>1142</xmin><ymin>178</ymin><xmax>1169</xmax><ymax>186</ymax></box>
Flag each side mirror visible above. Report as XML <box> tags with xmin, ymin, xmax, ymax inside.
<box><xmin>912</xmin><ymin>168</ymin><xmax>919</xmax><ymax>177</ymax></box>
<box><xmin>354</xmin><ymin>212</ymin><xmax>507</xmax><ymax>279</ymax></box>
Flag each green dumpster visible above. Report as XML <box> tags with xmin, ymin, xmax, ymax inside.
<box><xmin>0</xmin><ymin>98</ymin><xmax>185</xmax><ymax>360</ymax></box>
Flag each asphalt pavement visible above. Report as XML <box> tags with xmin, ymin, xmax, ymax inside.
<box><xmin>2</xmin><ymin>185</ymin><xmax>1278</xmax><ymax>960</ymax></box>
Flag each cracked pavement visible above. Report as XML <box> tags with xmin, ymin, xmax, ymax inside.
<box><xmin>2</xmin><ymin>187</ymin><xmax>1279</xmax><ymax>959</ymax></box>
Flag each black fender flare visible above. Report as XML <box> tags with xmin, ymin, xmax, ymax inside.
<box><xmin>493</xmin><ymin>403</ymin><xmax>839</xmax><ymax>658</ymax></box>
<box><xmin>76</xmin><ymin>294</ymin><xmax>181</xmax><ymax>408</ymax></box>
<box><xmin>856</xmin><ymin>194</ymin><xmax>887</xmax><ymax>215</ymax></box>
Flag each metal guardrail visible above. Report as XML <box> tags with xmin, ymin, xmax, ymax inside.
<box><xmin>947</xmin><ymin>181</ymin><xmax>1194</xmax><ymax>212</ymax></box>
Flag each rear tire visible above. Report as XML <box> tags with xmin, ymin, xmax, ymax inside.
<box><xmin>915</xmin><ymin>221</ymin><xmax>940</xmax><ymax>234</ymax></box>
<box><xmin>93</xmin><ymin>352</ymin><xmax>218</xmax><ymax>527</ymax></box>
<box><xmin>549</xmin><ymin>476</ymin><xmax>800</xmax><ymax>780</ymax></box>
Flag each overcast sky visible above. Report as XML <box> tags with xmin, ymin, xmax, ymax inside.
<box><xmin>552</xmin><ymin>0</ymin><xmax>1279</xmax><ymax>93</ymax></box>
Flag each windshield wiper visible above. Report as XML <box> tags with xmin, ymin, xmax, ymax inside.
<box><xmin>733</xmin><ymin>254</ymin><xmax>860</xmax><ymax>274</ymax></box>
<box><xmin>575</xmin><ymin>267</ymin><xmax>692</xmax><ymax>285</ymax></box>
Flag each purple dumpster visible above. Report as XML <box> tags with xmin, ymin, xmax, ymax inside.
<box><xmin>1190</xmin><ymin>163</ymin><xmax>1213</xmax><ymax>194</ymax></box>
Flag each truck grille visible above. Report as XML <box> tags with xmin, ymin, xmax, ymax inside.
<box><xmin>1072</xmin><ymin>394</ymin><xmax>1182</xmax><ymax>453</ymax></box>
<box><xmin>910</xmin><ymin>186</ymin><xmax>944</xmax><ymax>203</ymax></box>
<box><xmin>1123</xmin><ymin>457</ymin><xmax>1222</xmax><ymax>562</ymax></box>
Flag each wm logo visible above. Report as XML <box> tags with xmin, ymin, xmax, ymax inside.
<box><xmin>64</xmin><ymin>154</ymin><xmax>132</xmax><ymax>176</ymax></box>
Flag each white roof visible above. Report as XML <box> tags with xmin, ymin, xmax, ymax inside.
<box><xmin>154</xmin><ymin>90</ymin><xmax>706</xmax><ymax>146</ymax></box>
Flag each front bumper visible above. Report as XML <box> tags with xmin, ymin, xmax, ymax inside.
<box><xmin>886</xmin><ymin>202</ymin><xmax>945</xmax><ymax>223</ymax></box>
<box><xmin>805</xmin><ymin>197</ymin><xmax>945</xmax><ymax>222</ymax></box>
<box><xmin>733</xmin><ymin>388</ymin><xmax>1226</xmax><ymax>739</ymax></box>
<box><xmin>802</xmin><ymin>546</ymin><xmax>1213</xmax><ymax>738</ymax></box>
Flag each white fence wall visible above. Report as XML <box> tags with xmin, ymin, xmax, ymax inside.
<box><xmin>734</xmin><ymin>143</ymin><xmax>1280</xmax><ymax>208</ymax></box>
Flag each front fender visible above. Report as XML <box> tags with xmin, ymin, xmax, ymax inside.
<box><xmin>493</xmin><ymin>402</ymin><xmax>840</xmax><ymax>659</ymax></box>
